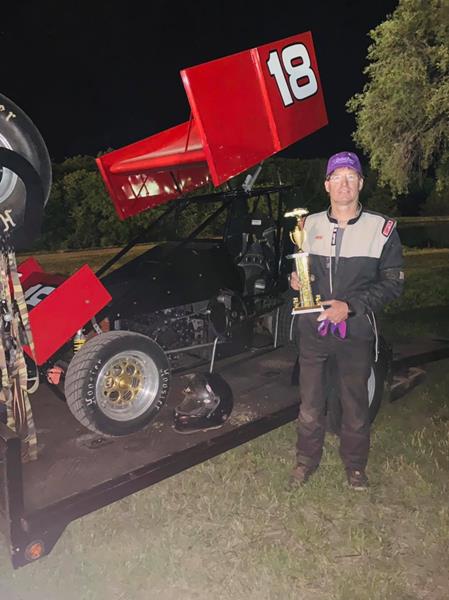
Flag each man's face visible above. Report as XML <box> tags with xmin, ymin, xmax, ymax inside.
<box><xmin>324</xmin><ymin>167</ymin><xmax>364</xmax><ymax>206</ymax></box>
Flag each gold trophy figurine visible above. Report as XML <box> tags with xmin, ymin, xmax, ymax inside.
<box><xmin>284</xmin><ymin>208</ymin><xmax>323</xmax><ymax>315</ymax></box>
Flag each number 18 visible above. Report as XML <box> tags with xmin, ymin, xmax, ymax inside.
<box><xmin>267</xmin><ymin>43</ymin><xmax>318</xmax><ymax>107</ymax></box>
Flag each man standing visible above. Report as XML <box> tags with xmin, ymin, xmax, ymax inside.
<box><xmin>290</xmin><ymin>151</ymin><xmax>403</xmax><ymax>489</ymax></box>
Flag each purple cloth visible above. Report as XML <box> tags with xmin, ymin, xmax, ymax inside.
<box><xmin>326</xmin><ymin>151</ymin><xmax>363</xmax><ymax>178</ymax></box>
<box><xmin>317</xmin><ymin>318</ymin><xmax>347</xmax><ymax>339</ymax></box>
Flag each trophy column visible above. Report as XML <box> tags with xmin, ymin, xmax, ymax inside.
<box><xmin>285</xmin><ymin>208</ymin><xmax>323</xmax><ymax>315</ymax></box>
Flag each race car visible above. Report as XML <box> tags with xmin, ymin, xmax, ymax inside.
<box><xmin>0</xmin><ymin>32</ymin><xmax>388</xmax><ymax>437</ymax></box>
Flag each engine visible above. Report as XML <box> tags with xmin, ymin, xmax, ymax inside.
<box><xmin>120</xmin><ymin>290</ymin><xmax>250</xmax><ymax>367</ymax></box>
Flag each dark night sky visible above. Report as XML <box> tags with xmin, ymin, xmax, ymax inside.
<box><xmin>2</xmin><ymin>0</ymin><xmax>398</xmax><ymax>162</ymax></box>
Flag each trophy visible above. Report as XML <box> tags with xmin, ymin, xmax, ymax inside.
<box><xmin>284</xmin><ymin>208</ymin><xmax>323</xmax><ymax>315</ymax></box>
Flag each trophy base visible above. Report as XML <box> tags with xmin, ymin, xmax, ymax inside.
<box><xmin>291</xmin><ymin>305</ymin><xmax>324</xmax><ymax>316</ymax></box>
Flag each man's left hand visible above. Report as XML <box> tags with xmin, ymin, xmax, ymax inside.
<box><xmin>317</xmin><ymin>299</ymin><xmax>349</xmax><ymax>324</ymax></box>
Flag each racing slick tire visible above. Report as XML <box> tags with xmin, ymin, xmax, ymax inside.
<box><xmin>0</xmin><ymin>93</ymin><xmax>51</xmax><ymax>249</ymax></box>
<box><xmin>64</xmin><ymin>331</ymin><xmax>170</xmax><ymax>436</ymax></box>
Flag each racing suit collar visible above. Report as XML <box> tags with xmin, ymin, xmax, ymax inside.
<box><xmin>326</xmin><ymin>202</ymin><xmax>363</xmax><ymax>224</ymax></box>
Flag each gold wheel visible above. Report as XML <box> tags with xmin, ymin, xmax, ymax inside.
<box><xmin>96</xmin><ymin>350</ymin><xmax>159</xmax><ymax>421</ymax></box>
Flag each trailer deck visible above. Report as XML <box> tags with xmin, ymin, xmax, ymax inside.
<box><xmin>1</xmin><ymin>336</ymin><xmax>449</xmax><ymax>568</ymax></box>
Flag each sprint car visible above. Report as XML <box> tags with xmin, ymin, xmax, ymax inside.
<box><xmin>0</xmin><ymin>32</ymin><xmax>388</xmax><ymax>437</ymax></box>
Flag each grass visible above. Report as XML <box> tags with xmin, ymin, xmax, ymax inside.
<box><xmin>17</xmin><ymin>243</ymin><xmax>155</xmax><ymax>276</ymax></box>
<box><xmin>18</xmin><ymin>245</ymin><xmax>449</xmax><ymax>332</ymax></box>
<box><xmin>383</xmin><ymin>248</ymin><xmax>449</xmax><ymax>317</ymax></box>
<box><xmin>0</xmin><ymin>246</ymin><xmax>447</xmax><ymax>599</ymax></box>
<box><xmin>397</xmin><ymin>216</ymin><xmax>449</xmax><ymax>224</ymax></box>
<box><xmin>1</xmin><ymin>360</ymin><xmax>448</xmax><ymax>599</ymax></box>
<box><xmin>19</xmin><ymin>245</ymin><xmax>449</xmax><ymax>291</ymax></box>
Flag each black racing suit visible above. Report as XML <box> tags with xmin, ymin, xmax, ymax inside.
<box><xmin>295</xmin><ymin>207</ymin><xmax>404</xmax><ymax>470</ymax></box>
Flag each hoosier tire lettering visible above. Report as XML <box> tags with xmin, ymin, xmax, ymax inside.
<box><xmin>64</xmin><ymin>331</ymin><xmax>171</xmax><ymax>436</ymax></box>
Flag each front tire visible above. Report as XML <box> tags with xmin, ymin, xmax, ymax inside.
<box><xmin>64</xmin><ymin>331</ymin><xmax>170</xmax><ymax>436</ymax></box>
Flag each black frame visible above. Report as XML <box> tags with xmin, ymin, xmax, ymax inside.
<box><xmin>95</xmin><ymin>185</ymin><xmax>291</xmax><ymax>279</ymax></box>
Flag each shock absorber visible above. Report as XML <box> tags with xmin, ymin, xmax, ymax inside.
<box><xmin>73</xmin><ymin>329</ymin><xmax>86</xmax><ymax>353</ymax></box>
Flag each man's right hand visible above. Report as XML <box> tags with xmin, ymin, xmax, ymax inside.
<box><xmin>290</xmin><ymin>271</ymin><xmax>300</xmax><ymax>291</ymax></box>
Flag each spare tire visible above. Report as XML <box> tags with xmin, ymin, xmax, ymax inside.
<box><xmin>0</xmin><ymin>93</ymin><xmax>51</xmax><ymax>249</ymax></box>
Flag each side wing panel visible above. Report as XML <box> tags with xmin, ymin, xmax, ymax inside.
<box><xmin>254</xmin><ymin>31</ymin><xmax>328</xmax><ymax>154</ymax></box>
<box><xmin>181</xmin><ymin>49</ymin><xmax>277</xmax><ymax>186</ymax></box>
<box><xmin>181</xmin><ymin>31</ymin><xmax>327</xmax><ymax>186</ymax></box>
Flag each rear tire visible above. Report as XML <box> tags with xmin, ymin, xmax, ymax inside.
<box><xmin>64</xmin><ymin>331</ymin><xmax>170</xmax><ymax>436</ymax></box>
<box><xmin>0</xmin><ymin>93</ymin><xmax>51</xmax><ymax>248</ymax></box>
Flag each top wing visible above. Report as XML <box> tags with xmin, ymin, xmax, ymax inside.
<box><xmin>97</xmin><ymin>31</ymin><xmax>327</xmax><ymax>220</ymax></box>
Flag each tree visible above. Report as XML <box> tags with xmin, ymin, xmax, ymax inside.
<box><xmin>347</xmin><ymin>0</ymin><xmax>449</xmax><ymax>196</ymax></box>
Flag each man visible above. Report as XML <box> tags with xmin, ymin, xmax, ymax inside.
<box><xmin>290</xmin><ymin>151</ymin><xmax>403</xmax><ymax>489</ymax></box>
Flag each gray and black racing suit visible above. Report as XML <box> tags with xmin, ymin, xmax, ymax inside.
<box><xmin>295</xmin><ymin>207</ymin><xmax>404</xmax><ymax>470</ymax></box>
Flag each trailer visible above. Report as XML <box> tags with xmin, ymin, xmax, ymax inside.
<box><xmin>1</xmin><ymin>333</ymin><xmax>448</xmax><ymax>568</ymax></box>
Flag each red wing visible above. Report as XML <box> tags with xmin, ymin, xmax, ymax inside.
<box><xmin>97</xmin><ymin>31</ymin><xmax>327</xmax><ymax>220</ymax></box>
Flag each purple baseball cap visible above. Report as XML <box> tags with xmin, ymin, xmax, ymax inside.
<box><xmin>326</xmin><ymin>151</ymin><xmax>363</xmax><ymax>178</ymax></box>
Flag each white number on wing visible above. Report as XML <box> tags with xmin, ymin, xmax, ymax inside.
<box><xmin>267</xmin><ymin>43</ymin><xmax>318</xmax><ymax>107</ymax></box>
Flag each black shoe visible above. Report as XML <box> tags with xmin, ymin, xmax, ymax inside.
<box><xmin>290</xmin><ymin>463</ymin><xmax>317</xmax><ymax>485</ymax></box>
<box><xmin>346</xmin><ymin>469</ymin><xmax>369</xmax><ymax>490</ymax></box>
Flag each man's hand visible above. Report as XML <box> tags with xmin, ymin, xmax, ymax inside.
<box><xmin>317</xmin><ymin>299</ymin><xmax>349</xmax><ymax>324</ymax></box>
<box><xmin>290</xmin><ymin>271</ymin><xmax>300</xmax><ymax>291</ymax></box>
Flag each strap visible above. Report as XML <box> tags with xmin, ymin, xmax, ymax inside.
<box><xmin>0</xmin><ymin>243</ymin><xmax>38</xmax><ymax>461</ymax></box>
<box><xmin>8</xmin><ymin>248</ymin><xmax>39</xmax><ymax>392</ymax></box>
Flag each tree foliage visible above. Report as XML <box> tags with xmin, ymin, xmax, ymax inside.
<box><xmin>34</xmin><ymin>154</ymin><xmax>401</xmax><ymax>252</ymax></box>
<box><xmin>347</xmin><ymin>0</ymin><xmax>449</xmax><ymax>195</ymax></box>
<box><xmin>38</xmin><ymin>156</ymin><xmax>168</xmax><ymax>250</ymax></box>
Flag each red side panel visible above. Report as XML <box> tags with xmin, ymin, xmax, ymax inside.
<box><xmin>181</xmin><ymin>31</ymin><xmax>327</xmax><ymax>186</ymax></box>
<box><xmin>23</xmin><ymin>264</ymin><xmax>112</xmax><ymax>365</ymax></box>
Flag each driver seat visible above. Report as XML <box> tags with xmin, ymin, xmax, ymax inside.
<box><xmin>235</xmin><ymin>212</ymin><xmax>277</xmax><ymax>295</ymax></box>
